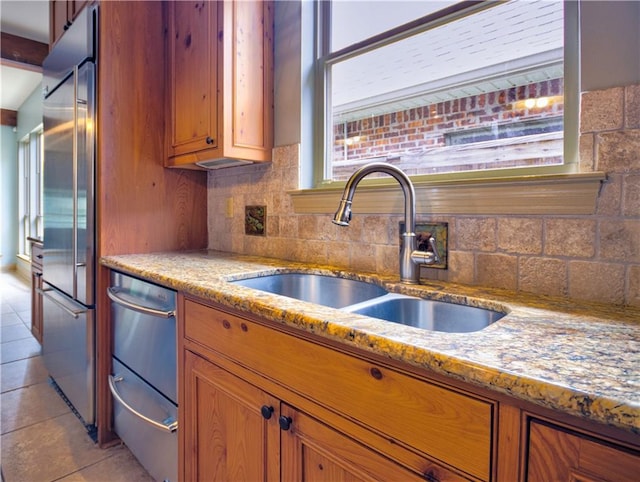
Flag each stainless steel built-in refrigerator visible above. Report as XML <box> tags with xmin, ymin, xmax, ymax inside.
<box><xmin>42</xmin><ymin>5</ymin><xmax>97</xmax><ymax>429</ymax></box>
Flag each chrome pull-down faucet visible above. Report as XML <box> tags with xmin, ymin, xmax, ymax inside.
<box><xmin>333</xmin><ymin>162</ymin><xmax>439</xmax><ymax>284</ymax></box>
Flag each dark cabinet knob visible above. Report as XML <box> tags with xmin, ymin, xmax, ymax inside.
<box><xmin>423</xmin><ymin>470</ymin><xmax>440</xmax><ymax>482</ymax></box>
<box><xmin>206</xmin><ymin>136</ymin><xmax>214</xmax><ymax>145</ymax></box>
<box><xmin>260</xmin><ymin>405</ymin><xmax>274</xmax><ymax>420</ymax></box>
<box><xmin>278</xmin><ymin>415</ymin><xmax>292</xmax><ymax>431</ymax></box>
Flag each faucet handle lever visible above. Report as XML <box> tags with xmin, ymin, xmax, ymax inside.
<box><xmin>411</xmin><ymin>236</ymin><xmax>440</xmax><ymax>266</ymax></box>
<box><xmin>428</xmin><ymin>236</ymin><xmax>440</xmax><ymax>263</ymax></box>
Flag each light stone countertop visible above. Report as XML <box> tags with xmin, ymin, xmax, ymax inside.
<box><xmin>101</xmin><ymin>250</ymin><xmax>640</xmax><ymax>436</ymax></box>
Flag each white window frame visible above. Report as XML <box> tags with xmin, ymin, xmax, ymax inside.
<box><xmin>290</xmin><ymin>0</ymin><xmax>603</xmax><ymax>215</ymax></box>
<box><xmin>17</xmin><ymin>126</ymin><xmax>44</xmax><ymax>257</ymax></box>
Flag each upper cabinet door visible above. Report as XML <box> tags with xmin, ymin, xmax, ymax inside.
<box><xmin>166</xmin><ymin>0</ymin><xmax>274</xmax><ymax>169</ymax></box>
<box><xmin>49</xmin><ymin>0</ymin><xmax>89</xmax><ymax>48</ymax></box>
<box><xmin>167</xmin><ymin>1</ymin><xmax>218</xmax><ymax>158</ymax></box>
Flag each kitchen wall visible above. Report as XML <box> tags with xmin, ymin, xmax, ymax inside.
<box><xmin>0</xmin><ymin>125</ymin><xmax>18</xmax><ymax>270</ymax></box>
<box><xmin>207</xmin><ymin>2</ymin><xmax>639</xmax><ymax>307</ymax></box>
<box><xmin>0</xmin><ymin>86</ymin><xmax>43</xmax><ymax>271</ymax></box>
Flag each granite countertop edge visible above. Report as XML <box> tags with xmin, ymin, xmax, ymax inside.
<box><xmin>101</xmin><ymin>250</ymin><xmax>640</xmax><ymax>436</ymax></box>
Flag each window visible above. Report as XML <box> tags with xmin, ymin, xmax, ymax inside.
<box><xmin>18</xmin><ymin>127</ymin><xmax>44</xmax><ymax>257</ymax></box>
<box><xmin>316</xmin><ymin>0</ymin><xmax>574</xmax><ymax>184</ymax></box>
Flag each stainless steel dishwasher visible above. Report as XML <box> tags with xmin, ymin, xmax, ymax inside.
<box><xmin>107</xmin><ymin>271</ymin><xmax>177</xmax><ymax>482</ymax></box>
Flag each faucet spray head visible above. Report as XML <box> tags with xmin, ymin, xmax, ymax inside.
<box><xmin>332</xmin><ymin>199</ymin><xmax>352</xmax><ymax>226</ymax></box>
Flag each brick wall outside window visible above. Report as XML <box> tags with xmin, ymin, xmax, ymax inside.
<box><xmin>332</xmin><ymin>79</ymin><xmax>564</xmax><ymax>179</ymax></box>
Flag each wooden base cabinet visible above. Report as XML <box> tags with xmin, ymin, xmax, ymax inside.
<box><xmin>30</xmin><ymin>240</ymin><xmax>44</xmax><ymax>343</ymax></box>
<box><xmin>182</xmin><ymin>298</ymin><xmax>490</xmax><ymax>482</ymax></box>
<box><xmin>183</xmin><ymin>350</ymin><xmax>451</xmax><ymax>482</ymax></box>
<box><xmin>527</xmin><ymin>419</ymin><xmax>640</xmax><ymax>482</ymax></box>
<box><xmin>181</xmin><ymin>297</ymin><xmax>640</xmax><ymax>482</ymax></box>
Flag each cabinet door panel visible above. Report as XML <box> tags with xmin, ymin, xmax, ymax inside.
<box><xmin>227</xmin><ymin>0</ymin><xmax>272</xmax><ymax>150</ymax></box>
<box><xmin>527</xmin><ymin>420</ymin><xmax>640</xmax><ymax>482</ymax></box>
<box><xmin>169</xmin><ymin>1</ymin><xmax>217</xmax><ymax>156</ymax></box>
<box><xmin>183</xmin><ymin>351</ymin><xmax>279</xmax><ymax>482</ymax></box>
<box><xmin>50</xmin><ymin>0</ymin><xmax>69</xmax><ymax>46</ymax></box>
<box><xmin>280</xmin><ymin>404</ymin><xmax>441</xmax><ymax>482</ymax></box>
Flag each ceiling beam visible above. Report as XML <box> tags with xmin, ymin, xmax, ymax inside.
<box><xmin>1</xmin><ymin>32</ymin><xmax>48</xmax><ymax>67</ymax></box>
<box><xmin>1</xmin><ymin>109</ymin><xmax>18</xmax><ymax>127</ymax></box>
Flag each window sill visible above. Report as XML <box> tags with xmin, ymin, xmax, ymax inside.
<box><xmin>290</xmin><ymin>172</ymin><xmax>606</xmax><ymax>216</ymax></box>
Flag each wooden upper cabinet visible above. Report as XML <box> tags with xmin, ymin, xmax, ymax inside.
<box><xmin>166</xmin><ymin>0</ymin><xmax>274</xmax><ymax>169</ymax></box>
<box><xmin>50</xmin><ymin>0</ymin><xmax>89</xmax><ymax>48</ymax></box>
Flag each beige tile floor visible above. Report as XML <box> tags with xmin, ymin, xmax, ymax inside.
<box><xmin>1</xmin><ymin>271</ymin><xmax>153</xmax><ymax>482</ymax></box>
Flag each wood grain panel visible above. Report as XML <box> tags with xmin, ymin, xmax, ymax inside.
<box><xmin>166</xmin><ymin>0</ymin><xmax>273</xmax><ymax>167</ymax></box>
<box><xmin>97</xmin><ymin>0</ymin><xmax>207</xmax><ymax>257</ymax></box>
<box><xmin>183</xmin><ymin>352</ymin><xmax>280</xmax><ymax>482</ymax></box>
<box><xmin>169</xmin><ymin>0</ymin><xmax>217</xmax><ymax>155</ymax></box>
<box><xmin>232</xmin><ymin>1</ymin><xmax>265</xmax><ymax>147</ymax></box>
<box><xmin>222</xmin><ymin>0</ymin><xmax>274</xmax><ymax>159</ymax></box>
<box><xmin>49</xmin><ymin>0</ymin><xmax>69</xmax><ymax>47</ymax></box>
<box><xmin>527</xmin><ymin>420</ymin><xmax>640</xmax><ymax>482</ymax></box>
<box><xmin>95</xmin><ymin>0</ymin><xmax>207</xmax><ymax>445</ymax></box>
<box><xmin>280</xmin><ymin>404</ymin><xmax>464</xmax><ymax>482</ymax></box>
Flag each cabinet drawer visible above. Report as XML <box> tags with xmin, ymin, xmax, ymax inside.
<box><xmin>185</xmin><ymin>299</ymin><xmax>493</xmax><ymax>480</ymax></box>
<box><xmin>31</xmin><ymin>242</ymin><xmax>44</xmax><ymax>269</ymax></box>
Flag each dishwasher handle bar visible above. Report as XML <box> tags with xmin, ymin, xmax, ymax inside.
<box><xmin>107</xmin><ymin>287</ymin><xmax>175</xmax><ymax>318</ymax></box>
<box><xmin>108</xmin><ymin>374</ymin><xmax>178</xmax><ymax>433</ymax></box>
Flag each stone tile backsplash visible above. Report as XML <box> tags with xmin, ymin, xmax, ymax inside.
<box><xmin>208</xmin><ymin>84</ymin><xmax>640</xmax><ymax>307</ymax></box>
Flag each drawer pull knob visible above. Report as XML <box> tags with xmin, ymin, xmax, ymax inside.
<box><xmin>423</xmin><ymin>470</ymin><xmax>440</xmax><ymax>482</ymax></box>
<box><xmin>278</xmin><ymin>415</ymin><xmax>292</xmax><ymax>431</ymax></box>
<box><xmin>370</xmin><ymin>367</ymin><xmax>383</xmax><ymax>380</ymax></box>
<box><xmin>206</xmin><ymin>136</ymin><xmax>214</xmax><ymax>145</ymax></box>
<box><xmin>260</xmin><ymin>405</ymin><xmax>274</xmax><ymax>420</ymax></box>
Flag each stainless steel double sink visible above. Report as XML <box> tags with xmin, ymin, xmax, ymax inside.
<box><xmin>231</xmin><ymin>273</ymin><xmax>505</xmax><ymax>333</ymax></box>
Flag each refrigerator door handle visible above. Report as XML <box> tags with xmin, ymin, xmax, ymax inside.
<box><xmin>107</xmin><ymin>287</ymin><xmax>176</xmax><ymax>318</ymax></box>
<box><xmin>41</xmin><ymin>287</ymin><xmax>88</xmax><ymax>319</ymax></box>
<box><xmin>108</xmin><ymin>375</ymin><xmax>178</xmax><ymax>433</ymax></box>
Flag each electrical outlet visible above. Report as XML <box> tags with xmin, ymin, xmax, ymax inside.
<box><xmin>225</xmin><ymin>197</ymin><xmax>234</xmax><ymax>218</ymax></box>
<box><xmin>400</xmin><ymin>221</ymin><xmax>448</xmax><ymax>269</ymax></box>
